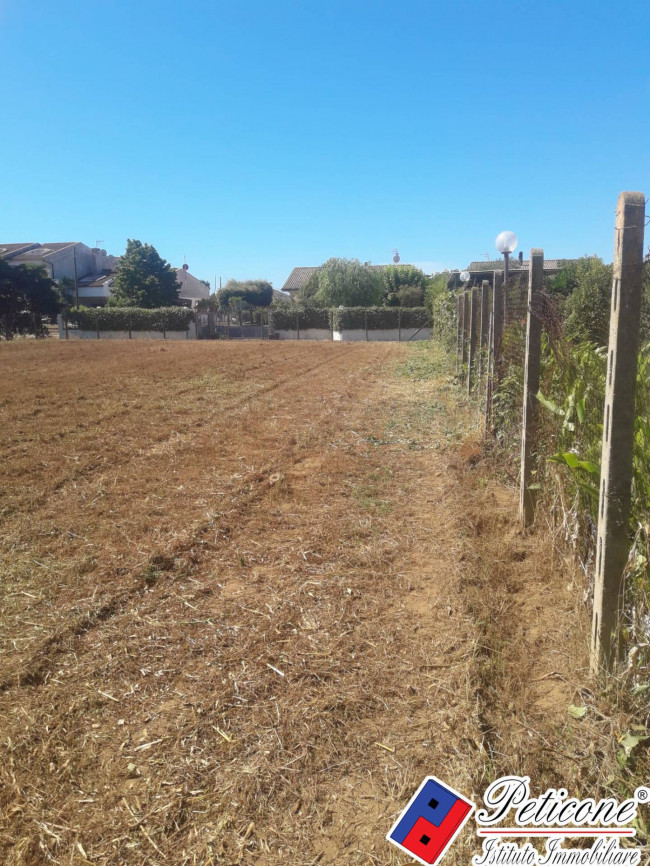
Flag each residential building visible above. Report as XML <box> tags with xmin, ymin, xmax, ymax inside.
<box><xmin>0</xmin><ymin>242</ymin><xmax>210</xmax><ymax>307</ymax></box>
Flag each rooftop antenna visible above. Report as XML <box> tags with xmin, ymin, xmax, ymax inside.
<box><xmin>96</xmin><ymin>239</ymin><xmax>104</xmax><ymax>249</ymax></box>
<box><xmin>392</xmin><ymin>248</ymin><xmax>400</xmax><ymax>263</ymax></box>
<box><xmin>483</xmin><ymin>252</ymin><xmax>490</xmax><ymax>260</ymax></box>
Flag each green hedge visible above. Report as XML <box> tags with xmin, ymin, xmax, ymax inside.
<box><xmin>270</xmin><ymin>306</ymin><xmax>431</xmax><ymax>331</ymax></box>
<box><xmin>68</xmin><ymin>306</ymin><xmax>194</xmax><ymax>332</ymax></box>
<box><xmin>331</xmin><ymin>307</ymin><xmax>430</xmax><ymax>331</ymax></box>
<box><xmin>270</xmin><ymin>307</ymin><xmax>332</xmax><ymax>330</ymax></box>
<box><xmin>432</xmin><ymin>292</ymin><xmax>458</xmax><ymax>350</ymax></box>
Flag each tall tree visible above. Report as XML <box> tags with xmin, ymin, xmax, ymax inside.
<box><xmin>0</xmin><ymin>260</ymin><xmax>61</xmax><ymax>339</ymax></box>
<box><xmin>108</xmin><ymin>240</ymin><xmax>180</xmax><ymax>308</ymax></box>
<box><xmin>216</xmin><ymin>279</ymin><xmax>273</xmax><ymax>309</ymax></box>
<box><xmin>315</xmin><ymin>258</ymin><xmax>384</xmax><ymax>307</ymax></box>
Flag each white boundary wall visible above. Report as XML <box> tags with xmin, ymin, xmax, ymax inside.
<box><xmin>58</xmin><ymin>316</ymin><xmax>196</xmax><ymax>341</ymax></box>
<box><xmin>274</xmin><ymin>327</ymin><xmax>430</xmax><ymax>342</ymax></box>
<box><xmin>333</xmin><ymin>328</ymin><xmax>431</xmax><ymax>342</ymax></box>
<box><xmin>275</xmin><ymin>328</ymin><xmax>332</xmax><ymax>341</ymax></box>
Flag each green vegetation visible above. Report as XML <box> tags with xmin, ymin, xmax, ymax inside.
<box><xmin>296</xmin><ymin>259</ymin><xmax>443</xmax><ymax>308</ymax></box>
<box><xmin>313</xmin><ymin>258</ymin><xmax>384</xmax><ymax>307</ymax></box>
<box><xmin>68</xmin><ymin>306</ymin><xmax>194</xmax><ymax>332</ymax></box>
<box><xmin>0</xmin><ymin>259</ymin><xmax>61</xmax><ymax>339</ymax></box>
<box><xmin>108</xmin><ymin>239</ymin><xmax>180</xmax><ymax>308</ymax></box>
<box><xmin>215</xmin><ymin>279</ymin><xmax>273</xmax><ymax>309</ymax></box>
<box><xmin>332</xmin><ymin>306</ymin><xmax>428</xmax><ymax>331</ymax></box>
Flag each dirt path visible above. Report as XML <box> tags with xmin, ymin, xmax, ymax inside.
<box><xmin>0</xmin><ymin>341</ymin><xmax>583</xmax><ymax>866</ymax></box>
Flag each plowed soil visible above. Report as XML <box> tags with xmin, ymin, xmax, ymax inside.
<box><xmin>0</xmin><ymin>340</ymin><xmax>586</xmax><ymax>866</ymax></box>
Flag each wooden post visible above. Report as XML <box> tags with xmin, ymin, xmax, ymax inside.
<box><xmin>64</xmin><ymin>315</ymin><xmax>69</xmax><ymax>340</ymax></box>
<box><xmin>519</xmin><ymin>249</ymin><xmax>544</xmax><ymax>527</ymax></box>
<box><xmin>365</xmin><ymin>309</ymin><xmax>368</xmax><ymax>341</ymax></box>
<box><xmin>296</xmin><ymin>310</ymin><xmax>300</xmax><ymax>340</ymax></box>
<box><xmin>456</xmin><ymin>294</ymin><xmax>463</xmax><ymax>375</ymax></box>
<box><xmin>467</xmin><ymin>288</ymin><xmax>478</xmax><ymax>395</ymax></box>
<box><xmin>591</xmin><ymin>191</ymin><xmax>646</xmax><ymax>672</ymax></box>
<box><xmin>398</xmin><ymin>307</ymin><xmax>402</xmax><ymax>342</ymax></box>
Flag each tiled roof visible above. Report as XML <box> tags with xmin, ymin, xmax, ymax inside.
<box><xmin>467</xmin><ymin>259</ymin><xmax>574</xmax><ymax>272</ymax></box>
<box><xmin>282</xmin><ymin>267</ymin><xmax>321</xmax><ymax>291</ymax></box>
<box><xmin>1</xmin><ymin>242</ymin><xmax>79</xmax><ymax>262</ymax></box>
<box><xmin>282</xmin><ymin>263</ymin><xmax>413</xmax><ymax>292</ymax></box>
<box><xmin>78</xmin><ymin>272</ymin><xmax>115</xmax><ymax>289</ymax></box>
<box><xmin>0</xmin><ymin>243</ymin><xmax>39</xmax><ymax>258</ymax></box>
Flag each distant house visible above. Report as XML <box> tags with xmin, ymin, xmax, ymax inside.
<box><xmin>461</xmin><ymin>258</ymin><xmax>578</xmax><ymax>288</ymax></box>
<box><xmin>0</xmin><ymin>242</ymin><xmax>210</xmax><ymax>308</ymax></box>
<box><xmin>272</xmin><ymin>288</ymin><xmax>291</xmax><ymax>304</ymax></box>
<box><xmin>281</xmin><ymin>263</ymin><xmax>417</xmax><ymax>300</ymax></box>
<box><xmin>174</xmin><ymin>268</ymin><xmax>210</xmax><ymax>306</ymax></box>
<box><xmin>0</xmin><ymin>242</ymin><xmax>119</xmax><ymax>283</ymax></box>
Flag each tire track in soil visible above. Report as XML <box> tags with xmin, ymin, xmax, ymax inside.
<box><xmin>1</xmin><ymin>344</ymin><xmax>551</xmax><ymax>866</ymax></box>
<box><xmin>0</xmin><ymin>345</ymin><xmax>389</xmax><ymax>693</ymax></box>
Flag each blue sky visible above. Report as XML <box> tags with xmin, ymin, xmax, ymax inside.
<box><xmin>1</xmin><ymin>0</ymin><xmax>649</xmax><ymax>290</ymax></box>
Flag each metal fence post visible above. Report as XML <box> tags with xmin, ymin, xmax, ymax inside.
<box><xmin>519</xmin><ymin>249</ymin><xmax>544</xmax><ymax>528</ymax></box>
<box><xmin>591</xmin><ymin>191</ymin><xmax>646</xmax><ymax>672</ymax></box>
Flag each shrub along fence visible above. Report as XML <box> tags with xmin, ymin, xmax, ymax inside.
<box><xmin>61</xmin><ymin>307</ymin><xmax>196</xmax><ymax>339</ymax></box>
<box><xmin>269</xmin><ymin>306</ymin><xmax>431</xmax><ymax>341</ymax></box>
<box><xmin>447</xmin><ymin>192</ymin><xmax>648</xmax><ymax>675</ymax></box>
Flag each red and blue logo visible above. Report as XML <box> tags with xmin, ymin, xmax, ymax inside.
<box><xmin>387</xmin><ymin>776</ymin><xmax>475</xmax><ymax>865</ymax></box>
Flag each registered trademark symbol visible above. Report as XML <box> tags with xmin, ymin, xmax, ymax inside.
<box><xmin>635</xmin><ymin>786</ymin><xmax>650</xmax><ymax>802</ymax></box>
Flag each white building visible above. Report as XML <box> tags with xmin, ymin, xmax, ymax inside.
<box><xmin>0</xmin><ymin>242</ymin><xmax>210</xmax><ymax>307</ymax></box>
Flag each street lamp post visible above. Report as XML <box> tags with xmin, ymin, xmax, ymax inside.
<box><xmin>495</xmin><ymin>231</ymin><xmax>518</xmax><ymax>321</ymax></box>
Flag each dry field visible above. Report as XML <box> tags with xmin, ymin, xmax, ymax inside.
<box><xmin>0</xmin><ymin>339</ymin><xmax>589</xmax><ymax>866</ymax></box>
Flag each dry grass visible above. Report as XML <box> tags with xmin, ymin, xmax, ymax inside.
<box><xmin>0</xmin><ymin>339</ymin><xmax>635</xmax><ymax>865</ymax></box>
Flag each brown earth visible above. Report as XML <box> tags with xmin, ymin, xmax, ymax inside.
<box><xmin>0</xmin><ymin>339</ymin><xmax>595</xmax><ymax>865</ymax></box>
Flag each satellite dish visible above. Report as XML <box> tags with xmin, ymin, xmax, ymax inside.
<box><xmin>392</xmin><ymin>248</ymin><xmax>400</xmax><ymax>263</ymax></box>
<box><xmin>182</xmin><ymin>263</ymin><xmax>189</xmax><ymax>271</ymax></box>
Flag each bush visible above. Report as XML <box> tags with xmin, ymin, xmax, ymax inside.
<box><xmin>431</xmin><ymin>291</ymin><xmax>458</xmax><ymax>350</ymax></box>
<box><xmin>68</xmin><ymin>306</ymin><xmax>194</xmax><ymax>332</ymax></box>
<box><xmin>331</xmin><ymin>307</ymin><xmax>429</xmax><ymax>331</ymax></box>
<box><xmin>270</xmin><ymin>307</ymin><xmax>332</xmax><ymax>330</ymax></box>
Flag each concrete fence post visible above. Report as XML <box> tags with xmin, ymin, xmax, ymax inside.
<box><xmin>591</xmin><ymin>191</ymin><xmax>646</xmax><ymax>672</ymax></box>
<box><xmin>467</xmin><ymin>288</ymin><xmax>479</xmax><ymax>394</ymax></box>
<box><xmin>519</xmin><ymin>249</ymin><xmax>544</xmax><ymax>527</ymax></box>
<box><xmin>493</xmin><ymin>271</ymin><xmax>504</xmax><ymax>378</ymax></box>
<box><xmin>478</xmin><ymin>280</ymin><xmax>490</xmax><ymax>397</ymax></box>
<box><xmin>365</xmin><ymin>309</ymin><xmax>368</xmax><ymax>341</ymax></box>
<box><xmin>485</xmin><ymin>310</ymin><xmax>494</xmax><ymax>436</ymax></box>
<box><xmin>461</xmin><ymin>291</ymin><xmax>469</xmax><ymax>377</ymax></box>
<box><xmin>456</xmin><ymin>295</ymin><xmax>463</xmax><ymax>375</ymax></box>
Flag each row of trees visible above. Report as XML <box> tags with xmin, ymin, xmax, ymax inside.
<box><xmin>0</xmin><ymin>259</ymin><xmax>61</xmax><ymax>340</ymax></box>
<box><xmin>297</xmin><ymin>259</ymin><xmax>434</xmax><ymax>308</ymax></box>
<box><xmin>198</xmin><ymin>280</ymin><xmax>275</xmax><ymax>312</ymax></box>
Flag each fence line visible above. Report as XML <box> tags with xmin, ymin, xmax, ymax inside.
<box><xmin>449</xmin><ymin>190</ymin><xmax>646</xmax><ymax>674</ymax></box>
